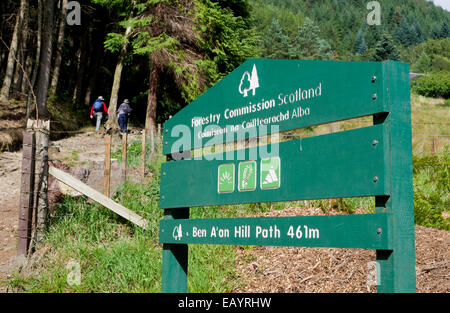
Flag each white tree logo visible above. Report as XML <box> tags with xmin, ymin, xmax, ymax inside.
<box><xmin>239</xmin><ymin>64</ymin><xmax>259</xmax><ymax>97</ymax></box>
<box><xmin>173</xmin><ymin>224</ymin><xmax>183</xmax><ymax>240</ymax></box>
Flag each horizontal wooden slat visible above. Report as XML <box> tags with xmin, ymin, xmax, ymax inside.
<box><xmin>162</xmin><ymin>59</ymin><xmax>390</xmax><ymax>155</ymax></box>
<box><xmin>159</xmin><ymin>213</ymin><xmax>393</xmax><ymax>250</ymax></box>
<box><xmin>159</xmin><ymin>124</ymin><xmax>390</xmax><ymax>209</ymax></box>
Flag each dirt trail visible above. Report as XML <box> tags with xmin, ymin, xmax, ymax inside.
<box><xmin>0</xmin><ymin>151</ymin><xmax>22</xmax><ymax>285</ymax></box>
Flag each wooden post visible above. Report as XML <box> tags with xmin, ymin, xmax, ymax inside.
<box><xmin>375</xmin><ymin>61</ymin><xmax>415</xmax><ymax>293</ymax></box>
<box><xmin>161</xmin><ymin>150</ymin><xmax>190</xmax><ymax>293</ymax></box>
<box><xmin>149</xmin><ymin>127</ymin><xmax>155</xmax><ymax>155</ymax></box>
<box><xmin>121</xmin><ymin>133</ymin><xmax>127</xmax><ymax>183</ymax></box>
<box><xmin>141</xmin><ymin>129</ymin><xmax>146</xmax><ymax>178</ymax></box>
<box><xmin>104</xmin><ymin>134</ymin><xmax>111</xmax><ymax>197</ymax></box>
<box><xmin>31</xmin><ymin>120</ymin><xmax>50</xmax><ymax>243</ymax></box>
<box><xmin>17</xmin><ymin>132</ymin><xmax>35</xmax><ymax>256</ymax></box>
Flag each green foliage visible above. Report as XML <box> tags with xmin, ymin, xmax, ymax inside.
<box><xmin>402</xmin><ymin>38</ymin><xmax>450</xmax><ymax>72</ymax></box>
<box><xmin>262</xmin><ymin>18</ymin><xmax>290</xmax><ymax>59</ymax></box>
<box><xmin>411</xmin><ymin>71</ymin><xmax>450</xmax><ymax>98</ymax></box>
<box><xmin>290</xmin><ymin>18</ymin><xmax>322</xmax><ymax>60</ymax></box>
<box><xmin>353</xmin><ymin>28</ymin><xmax>367</xmax><ymax>55</ymax></box>
<box><xmin>412</xmin><ymin>149</ymin><xmax>450</xmax><ymax>230</ymax></box>
<box><xmin>372</xmin><ymin>32</ymin><xmax>400</xmax><ymax>61</ymax></box>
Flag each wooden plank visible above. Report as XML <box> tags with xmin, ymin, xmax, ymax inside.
<box><xmin>160</xmin><ymin>124</ymin><xmax>390</xmax><ymax>209</ymax></box>
<box><xmin>159</xmin><ymin>213</ymin><xmax>393</xmax><ymax>250</ymax></box>
<box><xmin>49</xmin><ymin>166</ymin><xmax>148</xmax><ymax>229</ymax></box>
<box><xmin>376</xmin><ymin>61</ymin><xmax>416</xmax><ymax>293</ymax></box>
<box><xmin>162</xmin><ymin>59</ymin><xmax>389</xmax><ymax>155</ymax></box>
<box><xmin>17</xmin><ymin>132</ymin><xmax>35</xmax><ymax>256</ymax></box>
<box><xmin>34</xmin><ymin>120</ymin><xmax>50</xmax><ymax>242</ymax></box>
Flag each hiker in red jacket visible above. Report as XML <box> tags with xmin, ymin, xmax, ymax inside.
<box><xmin>90</xmin><ymin>96</ymin><xmax>109</xmax><ymax>131</ymax></box>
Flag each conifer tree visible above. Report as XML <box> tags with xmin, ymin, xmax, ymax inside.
<box><xmin>290</xmin><ymin>18</ymin><xmax>321</xmax><ymax>60</ymax></box>
<box><xmin>262</xmin><ymin>18</ymin><xmax>291</xmax><ymax>59</ymax></box>
<box><xmin>441</xmin><ymin>21</ymin><xmax>450</xmax><ymax>38</ymax></box>
<box><xmin>353</xmin><ymin>28</ymin><xmax>367</xmax><ymax>55</ymax></box>
<box><xmin>372</xmin><ymin>32</ymin><xmax>400</xmax><ymax>61</ymax></box>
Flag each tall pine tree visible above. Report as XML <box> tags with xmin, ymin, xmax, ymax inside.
<box><xmin>262</xmin><ymin>18</ymin><xmax>291</xmax><ymax>59</ymax></box>
<box><xmin>290</xmin><ymin>18</ymin><xmax>321</xmax><ymax>60</ymax></box>
<box><xmin>372</xmin><ymin>32</ymin><xmax>400</xmax><ymax>61</ymax></box>
<box><xmin>353</xmin><ymin>28</ymin><xmax>367</xmax><ymax>54</ymax></box>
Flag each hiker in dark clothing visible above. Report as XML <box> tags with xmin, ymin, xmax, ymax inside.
<box><xmin>117</xmin><ymin>99</ymin><xmax>132</xmax><ymax>133</ymax></box>
<box><xmin>90</xmin><ymin>96</ymin><xmax>109</xmax><ymax>131</ymax></box>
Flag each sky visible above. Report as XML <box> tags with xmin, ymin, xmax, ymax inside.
<box><xmin>428</xmin><ymin>0</ymin><xmax>450</xmax><ymax>12</ymax></box>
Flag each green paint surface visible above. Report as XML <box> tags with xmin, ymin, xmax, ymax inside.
<box><xmin>162</xmin><ymin>59</ymin><xmax>388</xmax><ymax>155</ymax></box>
<box><xmin>160</xmin><ymin>124</ymin><xmax>390</xmax><ymax>209</ymax></box>
<box><xmin>160</xmin><ymin>214</ymin><xmax>393</xmax><ymax>250</ymax></box>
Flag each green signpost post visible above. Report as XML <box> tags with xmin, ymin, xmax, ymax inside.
<box><xmin>159</xmin><ymin>59</ymin><xmax>415</xmax><ymax>293</ymax></box>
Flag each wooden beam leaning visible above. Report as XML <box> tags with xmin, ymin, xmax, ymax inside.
<box><xmin>49</xmin><ymin>166</ymin><xmax>148</xmax><ymax>229</ymax></box>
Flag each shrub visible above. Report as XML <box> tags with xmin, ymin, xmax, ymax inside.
<box><xmin>411</xmin><ymin>71</ymin><xmax>450</xmax><ymax>98</ymax></box>
<box><xmin>413</xmin><ymin>148</ymin><xmax>449</xmax><ymax>230</ymax></box>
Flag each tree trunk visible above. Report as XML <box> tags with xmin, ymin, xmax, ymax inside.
<box><xmin>50</xmin><ymin>0</ymin><xmax>68</xmax><ymax>96</ymax></box>
<box><xmin>29</xmin><ymin>0</ymin><xmax>43</xmax><ymax>93</ymax></box>
<box><xmin>12</xmin><ymin>43</ymin><xmax>24</xmax><ymax>92</ymax></box>
<box><xmin>0</xmin><ymin>0</ymin><xmax>27</xmax><ymax>101</ymax></box>
<box><xmin>36</xmin><ymin>0</ymin><xmax>57</xmax><ymax>118</ymax></box>
<box><xmin>145</xmin><ymin>56</ymin><xmax>159</xmax><ymax>133</ymax></box>
<box><xmin>72</xmin><ymin>30</ymin><xmax>88</xmax><ymax>104</ymax></box>
<box><xmin>83</xmin><ymin>45</ymin><xmax>102</xmax><ymax>106</ymax></box>
<box><xmin>105</xmin><ymin>21</ymin><xmax>134</xmax><ymax>132</ymax></box>
<box><xmin>20</xmin><ymin>1</ymin><xmax>31</xmax><ymax>93</ymax></box>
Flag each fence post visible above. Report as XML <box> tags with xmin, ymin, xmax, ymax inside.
<box><xmin>104</xmin><ymin>134</ymin><xmax>111</xmax><ymax>197</ymax></box>
<box><xmin>141</xmin><ymin>128</ymin><xmax>146</xmax><ymax>178</ymax></box>
<box><xmin>17</xmin><ymin>131</ymin><xmax>35</xmax><ymax>256</ymax></box>
<box><xmin>121</xmin><ymin>133</ymin><xmax>127</xmax><ymax>183</ymax></box>
<box><xmin>33</xmin><ymin>120</ymin><xmax>50</xmax><ymax>243</ymax></box>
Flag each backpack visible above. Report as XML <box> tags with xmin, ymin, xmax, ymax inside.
<box><xmin>93</xmin><ymin>100</ymin><xmax>103</xmax><ymax>111</ymax></box>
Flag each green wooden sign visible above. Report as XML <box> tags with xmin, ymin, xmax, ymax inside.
<box><xmin>162</xmin><ymin>59</ymin><xmax>389</xmax><ymax>155</ymax></box>
<box><xmin>160</xmin><ymin>214</ymin><xmax>393</xmax><ymax>250</ymax></box>
<box><xmin>159</xmin><ymin>60</ymin><xmax>415</xmax><ymax>293</ymax></box>
<box><xmin>160</xmin><ymin>124</ymin><xmax>389</xmax><ymax>209</ymax></box>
